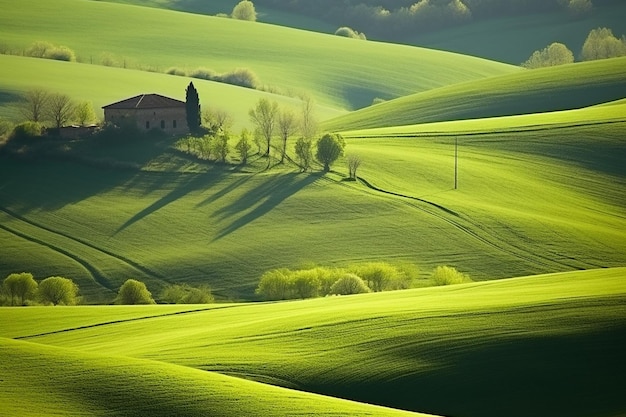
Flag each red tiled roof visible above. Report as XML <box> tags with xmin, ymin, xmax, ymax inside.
<box><xmin>103</xmin><ymin>94</ymin><xmax>185</xmax><ymax>109</ymax></box>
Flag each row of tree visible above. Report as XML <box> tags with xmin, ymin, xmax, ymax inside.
<box><xmin>1</xmin><ymin>273</ymin><xmax>214</xmax><ymax>306</ymax></box>
<box><xmin>16</xmin><ymin>88</ymin><xmax>96</xmax><ymax>129</ymax></box>
<box><xmin>250</xmin><ymin>0</ymin><xmax>611</xmax><ymax>40</ymax></box>
<box><xmin>255</xmin><ymin>263</ymin><xmax>472</xmax><ymax>301</ymax></box>
<box><xmin>521</xmin><ymin>27</ymin><xmax>626</xmax><ymax>68</ymax></box>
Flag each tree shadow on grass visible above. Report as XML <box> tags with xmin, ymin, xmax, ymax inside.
<box><xmin>211</xmin><ymin>172</ymin><xmax>322</xmax><ymax>241</ymax></box>
<box><xmin>114</xmin><ymin>169</ymin><xmax>230</xmax><ymax>235</ymax></box>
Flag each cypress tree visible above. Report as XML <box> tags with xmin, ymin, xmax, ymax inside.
<box><xmin>185</xmin><ymin>82</ymin><xmax>201</xmax><ymax>133</ymax></box>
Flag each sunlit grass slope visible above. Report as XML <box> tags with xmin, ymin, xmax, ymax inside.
<box><xmin>4</xmin><ymin>268</ymin><xmax>626</xmax><ymax>417</ymax></box>
<box><xmin>0</xmin><ymin>338</ymin><xmax>430</xmax><ymax>417</ymax></box>
<box><xmin>0</xmin><ymin>0</ymin><xmax>517</xmax><ymax>111</ymax></box>
<box><xmin>0</xmin><ymin>55</ymin><xmax>343</xmax><ymax>129</ymax></box>
<box><xmin>323</xmin><ymin>57</ymin><xmax>626</xmax><ymax>131</ymax></box>
<box><xmin>1</xmin><ymin>117</ymin><xmax>624</xmax><ymax>301</ymax></box>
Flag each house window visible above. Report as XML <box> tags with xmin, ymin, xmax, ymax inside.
<box><xmin>146</xmin><ymin>121</ymin><xmax>150</xmax><ymax>129</ymax></box>
<box><xmin>161</xmin><ymin>120</ymin><xmax>165</xmax><ymax>129</ymax></box>
<box><xmin>173</xmin><ymin>120</ymin><xmax>177</xmax><ymax>129</ymax></box>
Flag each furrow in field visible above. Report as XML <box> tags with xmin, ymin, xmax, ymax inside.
<box><xmin>353</xmin><ymin>176</ymin><xmax>590</xmax><ymax>272</ymax></box>
<box><xmin>0</xmin><ymin>206</ymin><xmax>167</xmax><ymax>283</ymax></box>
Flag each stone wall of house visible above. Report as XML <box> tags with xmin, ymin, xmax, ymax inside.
<box><xmin>104</xmin><ymin>107</ymin><xmax>189</xmax><ymax>135</ymax></box>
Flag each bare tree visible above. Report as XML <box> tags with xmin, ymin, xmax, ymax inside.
<box><xmin>300</xmin><ymin>93</ymin><xmax>318</xmax><ymax>140</ymax></box>
<box><xmin>347</xmin><ymin>154</ymin><xmax>362</xmax><ymax>180</ymax></box>
<box><xmin>203</xmin><ymin>106</ymin><xmax>233</xmax><ymax>134</ymax></box>
<box><xmin>278</xmin><ymin>108</ymin><xmax>298</xmax><ymax>163</ymax></box>
<box><xmin>19</xmin><ymin>88</ymin><xmax>49</xmax><ymax>123</ymax></box>
<box><xmin>47</xmin><ymin>93</ymin><xmax>75</xmax><ymax>129</ymax></box>
<box><xmin>295</xmin><ymin>137</ymin><xmax>313</xmax><ymax>172</ymax></box>
<box><xmin>249</xmin><ymin>98</ymin><xmax>279</xmax><ymax>159</ymax></box>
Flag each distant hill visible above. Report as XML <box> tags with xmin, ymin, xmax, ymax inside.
<box><xmin>323</xmin><ymin>57</ymin><xmax>626</xmax><ymax>132</ymax></box>
<box><xmin>0</xmin><ymin>0</ymin><xmax>517</xmax><ymax>116</ymax></box>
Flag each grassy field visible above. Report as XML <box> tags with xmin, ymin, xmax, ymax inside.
<box><xmin>0</xmin><ymin>0</ymin><xmax>517</xmax><ymax>113</ymax></box>
<box><xmin>1</xmin><ymin>108</ymin><xmax>624</xmax><ymax>301</ymax></box>
<box><xmin>0</xmin><ymin>54</ymin><xmax>344</xmax><ymax>130</ymax></box>
<box><xmin>2</xmin><ymin>268</ymin><xmax>625</xmax><ymax>417</ymax></box>
<box><xmin>323</xmin><ymin>57</ymin><xmax>626</xmax><ymax>132</ymax></box>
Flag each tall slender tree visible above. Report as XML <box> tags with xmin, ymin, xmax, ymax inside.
<box><xmin>185</xmin><ymin>82</ymin><xmax>201</xmax><ymax>133</ymax></box>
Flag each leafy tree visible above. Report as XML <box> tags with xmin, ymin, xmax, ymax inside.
<box><xmin>3</xmin><ymin>272</ymin><xmax>38</xmax><ymax>306</ymax></box>
<box><xmin>521</xmin><ymin>42</ymin><xmax>574</xmax><ymax>68</ymax></box>
<box><xmin>235</xmin><ymin>129</ymin><xmax>252</xmax><ymax>164</ymax></box>
<box><xmin>346</xmin><ymin>154</ymin><xmax>362</xmax><ymax>180</ymax></box>
<box><xmin>116</xmin><ymin>279</ymin><xmax>155</xmax><ymax>305</ymax></box>
<box><xmin>292</xmin><ymin>270</ymin><xmax>320</xmax><ymax>299</ymax></box>
<box><xmin>316</xmin><ymin>133</ymin><xmax>345</xmax><ymax>172</ymax></box>
<box><xmin>566</xmin><ymin>0</ymin><xmax>593</xmax><ymax>17</ymax></box>
<box><xmin>255</xmin><ymin>268</ymin><xmax>292</xmax><ymax>301</ymax></box>
<box><xmin>278</xmin><ymin>108</ymin><xmax>298</xmax><ymax>163</ymax></box>
<box><xmin>330</xmin><ymin>273</ymin><xmax>370</xmax><ymax>295</ymax></box>
<box><xmin>580</xmin><ymin>27</ymin><xmax>626</xmax><ymax>61</ymax></box>
<box><xmin>249</xmin><ymin>98</ymin><xmax>279</xmax><ymax>158</ymax></box>
<box><xmin>47</xmin><ymin>93</ymin><xmax>75</xmax><ymax>129</ymax></box>
<box><xmin>75</xmin><ymin>101</ymin><xmax>96</xmax><ymax>126</ymax></box>
<box><xmin>431</xmin><ymin>266</ymin><xmax>472</xmax><ymax>286</ymax></box>
<box><xmin>160</xmin><ymin>284</ymin><xmax>214</xmax><ymax>304</ymax></box>
<box><xmin>19</xmin><ymin>88</ymin><xmax>49</xmax><ymax>123</ymax></box>
<box><xmin>38</xmin><ymin>276</ymin><xmax>79</xmax><ymax>306</ymax></box>
<box><xmin>232</xmin><ymin>0</ymin><xmax>257</xmax><ymax>21</ymax></box>
<box><xmin>295</xmin><ymin>137</ymin><xmax>313</xmax><ymax>172</ymax></box>
<box><xmin>185</xmin><ymin>82</ymin><xmax>201</xmax><ymax>133</ymax></box>
<box><xmin>213</xmin><ymin>132</ymin><xmax>230</xmax><ymax>163</ymax></box>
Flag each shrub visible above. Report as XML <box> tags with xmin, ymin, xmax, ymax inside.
<box><xmin>431</xmin><ymin>266</ymin><xmax>472</xmax><ymax>286</ymax></box>
<box><xmin>166</xmin><ymin>67</ymin><xmax>187</xmax><ymax>76</ymax></box>
<box><xmin>38</xmin><ymin>276</ymin><xmax>79</xmax><ymax>306</ymax></box>
<box><xmin>116</xmin><ymin>279</ymin><xmax>155</xmax><ymax>305</ymax></box>
<box><xmin>232</xmin><ymin>0</ymin><xmax>257</xmax><ymax>21</ymax></box>
<box><xmin>0</xmin><ymin>120</ymin><xmax>15</xmax><ymax>139</ymax></box>
<box><xmin>220</xmin><ymin>68</ymin><xmax>260</xmax><ymax>89</ymax></box>
<box><xmin>45</xmin><ymin>45</ymin><xmax>76</xmax><ymax>62</ymax></box>
<box><xmin>335</xmin><ymin>26</ymin><xmax>367</xmax><ymax>40</ymax></box>
<box><xmin>521</xmin><ymin>42</ymin><xmax>574</xmax><ymax>69</ymax></box>
<box><xmin>292</xmin><ymin>270</ymin><xmax>321</xmax><ymax>299</ymax></box>
<box><xmin>9</xmin><ymin>122</ymin><xmax>44</xmax><ymax>140</ymax></box>
<box><xmin>3</xmin><ymin>272</ymin><xmax>38</xmax><ymax>306</ymax></box>
<box><xmin>566</xmin><ymin>0</ymin><xmax>593</xmax><ymax>17</ymax></box>
<box><xmin>190</xmin><ymin>67</ymin><xmax>217</xmax><ymax>81</ymax></box>
<box><xmin>330</xmin><ymin>273</ymin><xmax>371</xmax><ymax>295</ymax></box>
<box><xmin>25</xmin><ymin>41</ymin><xmax>54</xmax><ymax>58</ymax></box>
<box><xmin>256</xmin><ymin>269</ymin><xmax>292</xmax><ymax>301</ymax></box>
<box><xmin>160</xmin><ymin>284</ymin><xmax>214</xmax><ymax>304</ymax></box>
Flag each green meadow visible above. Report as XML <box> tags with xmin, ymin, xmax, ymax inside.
<box><xmin>1</xmin><ymin>0</ymin><xmax>625</xmax><ymax>416</ymax></box>
<box><xmin>0</xmin><ymin>0</ymin><xmax>517</xmax><ymax>111</ymax></box>
<box><xmin>323</xmin><ymin>56</ymin><xmax>626</xmax><ymax>131</ymax></box>
<box><xmin>2</xmin><ymin>268</ymin><xmax>625</xmax><ymax>417</ymax></box>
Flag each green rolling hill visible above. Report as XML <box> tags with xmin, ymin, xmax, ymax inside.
<box><xmin>2</xmin><ymin>268</ymin><xmax>625</xmax><ymax>417</ymax></box>
<box><xmin>0</xmin><ymin>0</ymin><xmax>518</xmax><ymax>115</ymax></box>
<box><xmin>323</xmin><ymin>57</ymin><xmax>626</xmax><ymax>132</ymax></box>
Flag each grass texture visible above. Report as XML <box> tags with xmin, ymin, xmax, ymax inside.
<box><xmin>1</xmin><ymin>113</ymin><xmax>624</xmax><ymax>301</ymax></box>
<box><xmin>2</xmin><ymin>268</ymin><xmax>625</xmax><ymax>417</ymax></box>
<box><xmin>0</xmin><ymin>0</ymin><xmax>517</xmax><ymax>112</ymax></box>
<box><xmin>323</xmin><ymin>57</ymin><xmax>626</xmax><ymax>132</ymax></box>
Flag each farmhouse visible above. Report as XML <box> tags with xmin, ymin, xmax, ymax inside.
<box><xmin>102</xmin><ymin>93</ymin><xmax>188</xmax><ymax>135</ymax></box>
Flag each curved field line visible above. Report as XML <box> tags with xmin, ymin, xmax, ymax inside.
<box><xmin>349</xmin><ymin>176</ymin><xmax>597</xmax><ymax>272</ymax></box>
<box><xmin>0</xmin><ymin>222</ymin><xmax>112</xmax><ymax>290</ymax></box>
<box><xmin>0</xmin><ymin>206</ymin><xmax>168</xmax><ymax>283</ymax></box>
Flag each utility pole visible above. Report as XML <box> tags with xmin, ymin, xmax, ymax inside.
<box><xmin>454</xmin><ymin>137</ymin><xmax>458</xmax><ymax>190</ymax></box>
